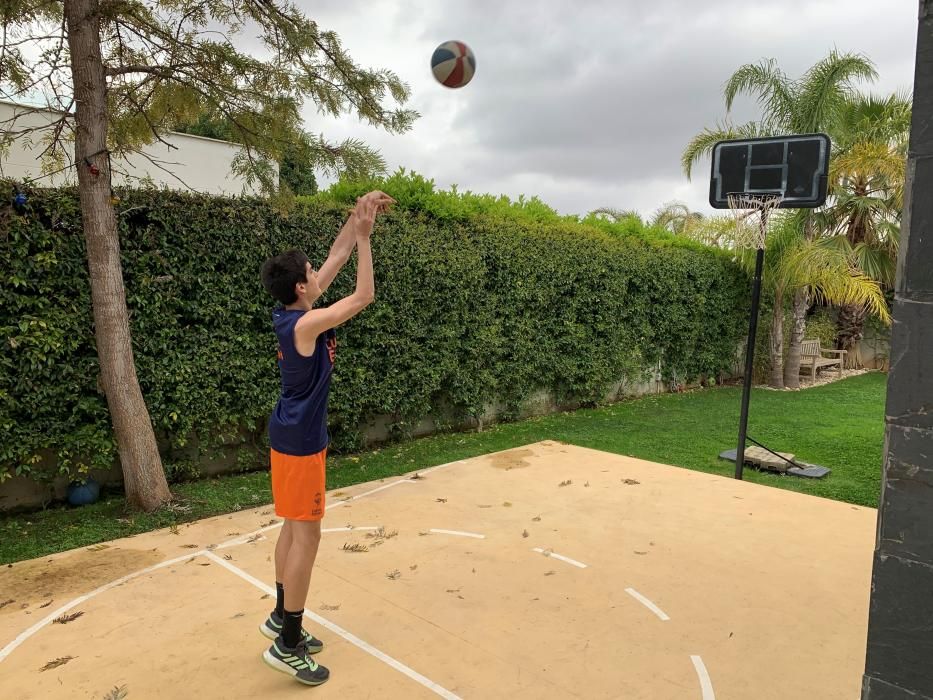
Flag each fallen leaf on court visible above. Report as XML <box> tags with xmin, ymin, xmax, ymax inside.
<box><xmin>333</xmin><ymin>492</ymin><xmax>345</xmax><ymax>498</ymax></box>
<box><xmin>180</xmin><ymin>544</ymin><xmax>199</xmax><ymax>549</ymax></box>
<box><xmin>223</xmin><ymin>554</ymin><xmax>233</xmax><ymax>561</ymax></box>
<box><xmin>260</xmin><ymin>510</ymin><xmax>272</xmax><ymax>515</ymax></box>
<box><xmin>410</xmin><ymin>473</ymin><xmax>425</xmax><ymax>480</ymax></box>
<box><xmin>198</xmin><ymin>562</ymin><xmax>211</xmax><ymax>567</ymax></box>
<box><xmin>246</xmin><ymin>533</ymin><xmax>262</xmax><ymax>543</ymax></box>
<box><xmin>634</xmin><ymin>551</ymin><xmax>648</xmax><ymax>556</ymax></box>
<box><xmin>472</xmin><ymin>568</ymin><xmax>476</xmax><ymax>574</ymax></box>
<box><xmin>622</xmin><ymin>479</ymin><xmax>640</xmax><ymax>485</ymax></box>
<box><xmin>260</xmin><ymin>519</ymin><xmax>277</xmax><ymax>528</ymax></box>
<box><xmin>169</xmin><ymin>524</ymin><xmax>180</xmax><ymax>535</ymax></box>
<box><xmin>102</xmin><ymin>684</ymin><xmax>128</xmax><ymax>700</ymax></box>
<box><xmin>225</xmin><ymin>531</ymin><xmax>240</xmax><ymax>537</ymax></box>
<box><xmin>418</xmin><ymin>531</ymin><xmax>429</xmax><ymax>536</ymax></box>
<box><xmin>522</xmin><ymin>529</ymin><xmax>529</xmax><ymax>538</ymax></box>
<box><xmin>386</xmin><ymin>570</ymin><xmax>401</xmax><ymax>580</ymax></box>
<box><xmin>532</xmin><ymin>515</ymin><xmax>541</xmax><ymax>522</ymax></box>
<box><xmin>544</xmin><ymin>571</ymin><xmax>556</xmax><ymax>576</ymax></box>
<box><xmin>342</xmin><ymin>542</ymin><xmax>369</xmax><ymax>553</ymax></box>
<box><xmin>53</xmin><ymin>611</ymin><xmax>84</xmax><ymax>624</ymax></box>
<box><xmin>260</xmin><ymin>594</ymin><xmax>271</xmax><ymax>600</ymax></box>
<box><xmin>205</xmin><ymin>544</ymin><xmax>217</xmax><ymax>551</ymax></box>
<box><xmin>502</xmin><ymin>502</ymin><xmax>512</xmax><ymax>508</ymax></box>
<box><xmin>729</xmin><ymin>632</ymin><xmax>734</xmax><ymax>638</ymax></box>
<box><xmin>366</xmin><ymin>527</ymin><xmax>398</xmax><ymax>541</ymax></box>
<box><xmin>458</xmin><ymin>595</ymin><xmax>465</xmax><ymax>599</ymax></box>
<box><xmin>540</xmin><ymin>548</ymin><xmax>553</xmax><ymax>558</ymax></box>
<box><xmin>446</xmin><ymin>588</ymin><xmax>461</xmax><ymax>593</ymax></box>
<box><xmin>410</xmin><ymin>564</ymin><xmax>418</xmax><ymax>571</ymax></box>
<box><xmin>584</xmin><ymin>481</ymin><xmax>590</xmax><ymax>487</ymax></box>
<box><xmin>435</xmin><ymin>498</ymin><xmax>447</xmax><ymax>503</ymax></box>
<box><xmin>0</xmin><ymin>599</ymin><xmax>14</xmax><ymax>610</ymax></box>
<box><xmin>320</xmin><ymin>603</ymin><xmax>341</xmax><ymax>611</ymax></box>
<box><xmin>40</xmin><ymin>656</ymin><xmax>74</xmax><ymax>672</ymax></box>
<box><xmin>650</xmin><ymin>541</ymin><xmax>655</xmax><ymax>546</ymax></box>
<box><xmin>558</xmin><ymin>480</ymin><xmax>572</xmax><ymax>487</ymax></box>
<box><xmin>39</xmin><ymin>600</ymin><xmax>53</xmax><ymax>608</ymax></box>
<box><xmin>86</xmin><ymin>544</ymin><xmax>110</xmax><ymax>552</ymax></box>
<box><xmin>477</xmin><ymin>504</ymin><xmax>492</xmax><ymax>508</ymax></box>
<box><xmin>231</xmin><ymin>612</ymin><xmax>245</xmax><ymax>619</ymax></box>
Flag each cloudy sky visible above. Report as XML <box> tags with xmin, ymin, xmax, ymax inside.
<box><xmin>300</xmin><ymin>1</ymin><xmax>917</xmax><ymax>218</ymax></box>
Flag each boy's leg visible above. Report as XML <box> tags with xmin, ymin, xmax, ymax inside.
<box><xmin>283</xmin><ymin>519</ymin><xmax>322</xmax><ymax>612</ymax></box>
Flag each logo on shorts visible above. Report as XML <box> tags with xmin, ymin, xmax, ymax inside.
<box><xmin>314</xmin><ymin>492</ymin><xmax>322</xmax><ymax>506</ymax></box>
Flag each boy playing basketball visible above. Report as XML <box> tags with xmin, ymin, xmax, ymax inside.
<box><xmin>258</xmin><ymin>190</ymin><xmax>394</xmax><ymax>686</ymax></box>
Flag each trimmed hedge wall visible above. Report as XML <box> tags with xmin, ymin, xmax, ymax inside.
<box><xmin>0</xmin><ymin>175</ymin><xmax>749</xmax><ymax>484</ymax></box>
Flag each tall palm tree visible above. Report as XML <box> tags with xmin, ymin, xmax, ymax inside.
<box><xmin>822</xmin><ymin>92</ymin><xmax>910</xmax><ymax>364</ymax></box>
<box><xmin>682</xmin><ymin>51</ymin><xmax>878</xmax><ymax>388</ymax></box>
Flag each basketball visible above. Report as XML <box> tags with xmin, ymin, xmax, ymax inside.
<box><xmin>431</xmin><ymin>41</ymin><xmax>476</xmax><ymax>89</ymax></box>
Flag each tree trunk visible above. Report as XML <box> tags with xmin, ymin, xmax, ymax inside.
<box><xmin>836</xmin><ymin>302</ymin><xmax>869</xmax><ymax>367</ymax></box>
<box><xmin>65</xmin><ymin>0</ymin><xmax>172</xmax><ymax>511</ymax></box>
<box><xmin>769</xmin><ymin>287</ymin><xmax>785</xmax><ymax>389</ymax></box>
<box><xmin>784</xmin><ymin>288</ymin><xmax>809</xmax><ymax>389</ymax></box>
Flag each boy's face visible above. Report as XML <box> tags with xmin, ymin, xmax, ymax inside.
<box><xmin>295</xmin><ymin>261</ymin><xmax>321</xmax><ymax>304</ymax></box>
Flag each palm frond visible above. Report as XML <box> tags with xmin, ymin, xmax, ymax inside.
<box><xmin>723</xmin><ymin>59</ymin><xmax>794</xmax><ymax>129</ymax></box>
<box><xmin>795</xmin><ymin>51</ymin><xmax>877</xmax><ymax>132</ymax></box>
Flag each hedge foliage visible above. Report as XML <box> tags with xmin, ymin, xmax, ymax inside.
<box><xmin>0</xmin><ymin>173</ymin><xmax>749</xmax><ymax>484</ymax></box>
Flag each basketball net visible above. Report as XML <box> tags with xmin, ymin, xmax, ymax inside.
<box><xmin>726</xmin><ymin>193</ymin><xmax>784</xmax><ymax>250</ymax></box>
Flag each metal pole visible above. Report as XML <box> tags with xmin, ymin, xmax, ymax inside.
<box><xmin>735</xmin><ymin>208</ymin><xmax>768</xmax><ymax>479</ymax></box>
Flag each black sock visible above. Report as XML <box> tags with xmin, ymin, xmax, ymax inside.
<box><xmin>282</xmin><ymin>609</ymin><xmax>304</xmax><ymax>649</ymax></box>
<box><xmin>275</xmin><ymin>582</ymin><xmax>285</xmax><ymax>619</ymax></box>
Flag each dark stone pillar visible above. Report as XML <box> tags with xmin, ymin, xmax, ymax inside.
<box><xmin>862</xmin><ymin>3</ymin><xmax>933</xmax><ymax>698</ymax></box>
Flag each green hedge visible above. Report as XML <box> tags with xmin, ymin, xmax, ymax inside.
<box><xmin>0</xmin><ymin>174</ymin><xmax>749</xmax><ymax>484</ymax></box>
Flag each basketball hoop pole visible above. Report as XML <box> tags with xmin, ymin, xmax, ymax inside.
<box><xmin>734</xmin><ymin>208</ymin><xmax>769</xmax><ymax>480</ymax></box>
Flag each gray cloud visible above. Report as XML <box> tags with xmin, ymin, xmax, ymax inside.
<box><xmin>296</xmin><ymin>0</ymin><xmax>917</xmax><ymax>217</ymax></box>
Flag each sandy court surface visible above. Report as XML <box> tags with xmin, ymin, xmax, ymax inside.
<box><xmin>0</xmin><ymin>441</ymin><xmax>876</xmax><ymax>699</ymax></box>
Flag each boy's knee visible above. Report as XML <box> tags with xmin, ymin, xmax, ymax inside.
<box><xmin>291</xmin><ymin>519</ymin><xmax>322</xmax><ymax>545</ymax></box>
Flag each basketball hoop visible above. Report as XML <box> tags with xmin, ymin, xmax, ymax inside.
<box><xmin>726</xmin><ymin>193</ymin><xmax>784</xmax><ymax>250</ymax></box>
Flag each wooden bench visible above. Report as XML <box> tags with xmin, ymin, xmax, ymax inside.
<box><xmin>800</xmin><ymin>339</ymin><xmax>847</xmax><ymax>381</ymax></box>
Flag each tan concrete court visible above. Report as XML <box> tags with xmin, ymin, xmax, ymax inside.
<box><xmin>0</xmin><ymin>441</ymin><xmax>875</xmax><ymax>699</ymax></box>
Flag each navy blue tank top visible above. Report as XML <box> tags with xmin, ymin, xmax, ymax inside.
<box><xmin>267</xmin><ymin>308</ymin><xmax>336</xmax><ymax>456</ymax></box>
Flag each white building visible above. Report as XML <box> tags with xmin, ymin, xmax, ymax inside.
<box><xmin>0</xmin><ymin>99</ymin><xmax>270</xmax><ymax>195</ymax></box>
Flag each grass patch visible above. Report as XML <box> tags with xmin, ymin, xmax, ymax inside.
<box><xmin>0</xmin><ymin>372</ymin><xmax>886</xmax><ymax>564</ymax></box>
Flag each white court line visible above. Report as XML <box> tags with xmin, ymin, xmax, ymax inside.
<box><xmin>329</xmin><ymin>478</ymin><xmax>414</xmax><ymax>508</ymax></box>
<box><xmin>691</xmin><ymin>655</ymin><xmax>716</xmax><ymax>699</ymax></box>
<box><xmin>531</xmin><ymin>548</ymin><xmax>588</xmax><ymax>569</ymax></box>
<box><xmin>0</xmin><ymin>467</ymin><xmax>442</xmax><ymax>665</ymax></box>
<box><xmin>203</xmin><ymin>551</ymin><xmax>461</xmax><ymax>700</ymax></box>
<box><xmin>322</xmin><ymin>526</ymin><xmax>380</xmax><ymax>533</ymax></box>
<box><xmin>0</xmin><ymin>550</ymin><xmax>205</xmax><ymax>662</ymax></box>
<box><xmin>429</xmin><ymin>529</ymin><xmax>486</xmax><ymax>539</ymax></box>
<box><xmin>625</xmin><ymin>588</ymin><xmax>670</xmax><ymax>621</ymax></box>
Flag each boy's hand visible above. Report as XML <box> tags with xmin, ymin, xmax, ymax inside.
<box><xmin>353</xmin><ymin>191</ymin><xmax>395</xmax><ymax>239</ymax></box>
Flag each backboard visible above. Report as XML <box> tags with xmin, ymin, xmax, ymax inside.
<box><xmin>708</xmin><ymin>134</ymin><xmax>831</xmax><ymax>209</ymax></box>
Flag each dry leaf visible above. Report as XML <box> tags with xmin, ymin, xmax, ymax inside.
<box><xmin>558</xmin><ymin>480</ymin><xmax>572</xmax><ymax>487</ymax></box>
<box><xmin>532</xmin><ymin>515</ymin><xmax>542</xmax><ymax>522</ymax></box>
<box><xmin>435</xmin><ymin>498</ymin><xmax>447</xmax><ymax>503</ymax></box>
<box><xmin>39</xmin><ymin>599</ymin><xmax>53</xmax><ymax>609</ymax></box>
<box><xmin>40</xmin><ymin>656</ymin><xmax>74</xmax><ymax>672</ymax></box>
<box><xmin>622</xmin><ymin>479</ymin><xmax>640</xmax><ymax>485</ymax></box>
<box><xmin>320</xmin><ymin>603</ymin><xmax>341</xmax><ymax>611</ymax></box>
<box><xmin>86</xmin><ymin>544</ymin><xmax>110</xmax><ymax>552</ymax></box>
<box><xmin>522</xmin><ymin>529</ymin><xmax>529</xmax><ymax>538</ymax></box>
<box><xmin>53</xmin><ymin>611</ymin><xmax>84</xmax><ymax>624</ymax></box>
<box><xmin>386</xmin><ymin>570</ymin><xmax>401</xmax><ymax>580</ymax></box>
<box><xmin>342</xmin><ymin>542</ymin><xmax>369</xmax><ymax>553</ymax></box>
<box><xmin>180</xmin><ymin>544</ymin><xmax>199</xmax><ymax>549</ymax></box>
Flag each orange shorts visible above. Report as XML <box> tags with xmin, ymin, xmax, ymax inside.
<box><xmin>270</xmin><ymin>448</ymin><xmax>327</xmax><ymax>521</ymax></box>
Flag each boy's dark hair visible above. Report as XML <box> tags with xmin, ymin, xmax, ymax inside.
<box><xmin>261</xmin><ymin>249</ymin><xmax>310</xmax><ymax>305</ymax></box>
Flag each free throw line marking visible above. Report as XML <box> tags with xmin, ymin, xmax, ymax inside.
<box><xmin>531</xmin><ymin>548</ymin><xmax>588</xmax><ymax>568</ymax></box>
<box><xmin>625</xmin><ymin>587</ymin><xmax>670</xmax><ymax>621</ymax></box>
<box><xmin>204</xmin><ymin>551</ymin><xmax>461</xmax><ymax>699</ymax></box>
<box><xmin>429</xmin><ymin>529</ymin><xmax>486</xmax><ymax>539</ymax></box>
<box><xmin>691</xmin><ymin>655</ymin><xmax>716</xmax><ymax>699</ymax></box>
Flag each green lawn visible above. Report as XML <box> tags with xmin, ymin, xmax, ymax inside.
<box><xmin>0</xmin><ymin>372</ymin><xmax>886</xmax><ymax>564</ymax></box>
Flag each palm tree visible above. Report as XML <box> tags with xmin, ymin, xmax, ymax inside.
<box><xmin>822</xmin><ymin>93</ymin><xmax>910</xmax><ymax>364</ymax></box>
<box><xmin>650</xmin><ymin>202</ymin><xmax>705</xmax><ymax>234</ymax></box>
<box><xmin>682</xmin><ymin>51</ymin><xmax>878</xmax><ymax>388</ymax></box>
